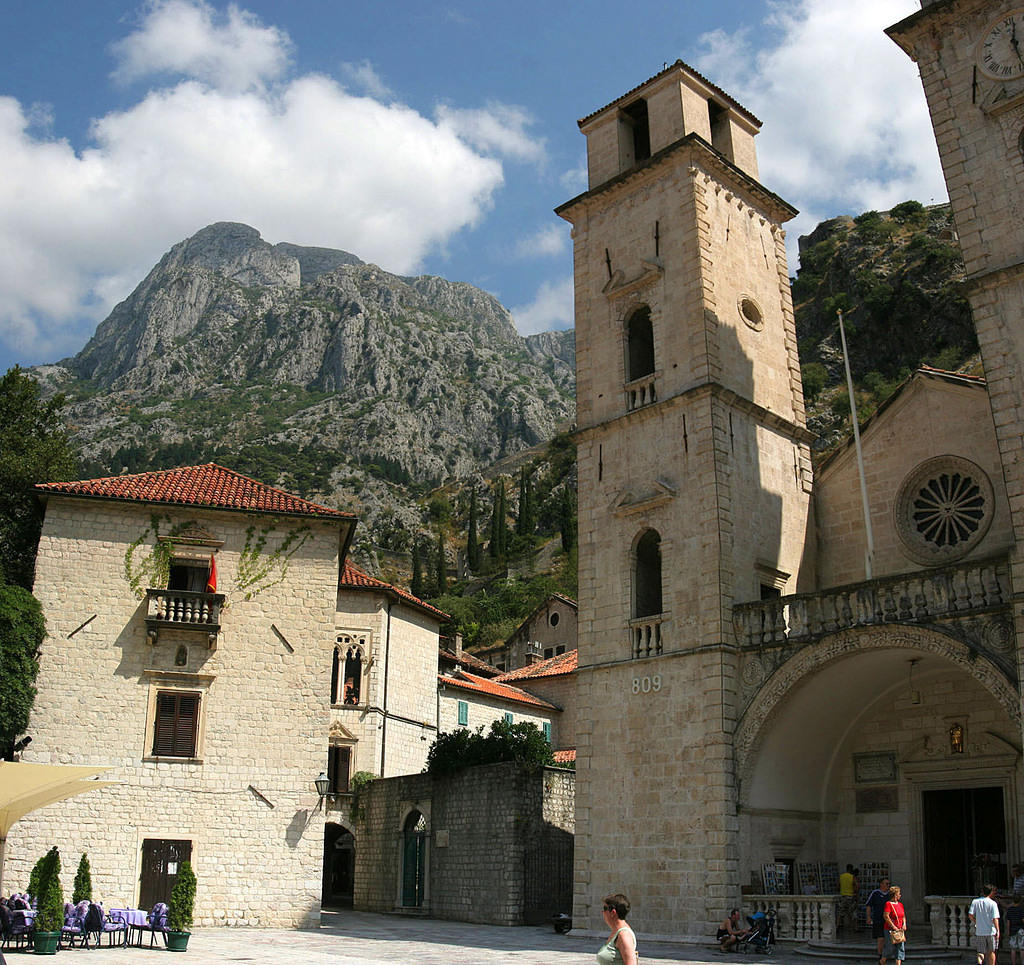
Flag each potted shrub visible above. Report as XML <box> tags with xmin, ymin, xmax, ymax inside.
<box><xmin>166</xmin><ymin>861</ymin><xmax>196</xmax><ymax>952</ymax></box>
<box><xmin>32</xmin><ymin>847</ymin><xmax>64</xmax><ymax>955</ymax></box>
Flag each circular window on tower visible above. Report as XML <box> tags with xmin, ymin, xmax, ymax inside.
<box><xmin>894</xmin><ymin>455</ymin><xmax>994</xmax><ymax>565</ymax></box>
<box><xmin>737</xmin><ymin>294</ymin><xmax>764</xmax><ymax>331</ymax></box>
<box><xmin>549</xmin><ymin>612</ymin><xmax>560</xmax><ymax>627</ymax></box>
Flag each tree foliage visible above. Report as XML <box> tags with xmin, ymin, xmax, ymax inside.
<box><xmin>168</xmin><ymin>860</ymin><xmax>197</xmax><ymax>932</ymax></box>
<box><xmin>425</xmin><ymin>718</ymin><xmax>553</xmax><ymax>775</ymax></box>
<box><xmin>34</xmin><ymin>847</ymin><xmax>64</xmax><ymax>933</ymax></box>
<box><xmin>0</xmin><ymin>583</ymin><xmax>45</xmax><ymax>759</ymax></box>
<box><xmin>466</xmin><ymin>488</ymin><xmax>480</xmax><ymax>571</ymax></box>
<box><xmin>0</xmin><ymin>367</ymin><xmax>78</xmax><ymax>589</ymax></box>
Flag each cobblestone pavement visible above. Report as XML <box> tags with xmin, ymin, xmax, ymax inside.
<box><xmin>1</xmin><ymin>910</ymin><xmax>806</xmax><ymax>965</ymax></box>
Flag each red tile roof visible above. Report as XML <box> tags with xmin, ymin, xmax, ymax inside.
<box><xmin>438</xmin><ymin>645</ymin><xmax>497</xmax><ymax>677</ymax></box>
<box><xmin>340</xmin><ymin>561</ymin><xmax>448</xmax><ymax>620</ymax></box>
<box><xmin>497</xmin><ymin>649</ymin><xmax>578</xmax><ymax>682</ymax></box>
<box><xmin>35</xmin><ymin>463</ymin><xmax>353</xmax><ymax>520</ymax></box>
<box><xmin>438</xmin><ymin>671</ymin><xmax>560</xmax><ymax>712</ymax></box>
<box><xmin>553</xmin><ymin>749</ymin><xmax>576</xmax><ymax>764</ymax></box>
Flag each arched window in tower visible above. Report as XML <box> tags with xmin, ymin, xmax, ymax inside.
<box><xmin>634</xmin><ymin>528</ymin><xmax>663</xmax><ymax>618</ymax></box>
<box><xmin>625</xmin><ymin>305</ymin><xmax>657</xmax><ymax>410</ymax></box>
<box><xmin>632</xmin><ymin>528</ymin><xmax>664</xmax><ymax>659</ymax></box>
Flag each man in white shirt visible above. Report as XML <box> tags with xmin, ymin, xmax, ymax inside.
<box><xmin>969</xmin><ymin>883</ymin><xmax>1001</xmax><ymax>965</ymax></box>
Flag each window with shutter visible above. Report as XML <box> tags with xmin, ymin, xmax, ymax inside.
<box><xmin>152</xmin><ymin>691</ymin><xmax>200</xmax><ymax>758</ymax></box>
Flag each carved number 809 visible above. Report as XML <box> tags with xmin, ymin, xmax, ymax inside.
<box><xmin>631</xmin><ymin>675</ymin><xmax>662</xmax><ymax>694</ymax></box>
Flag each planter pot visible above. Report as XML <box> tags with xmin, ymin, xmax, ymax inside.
<box><xmin>33</xmin><ymin>931</ymin><xmax>60</xmax><ymax>955</ymax></box>
<box><xmin>166</xmin><ymin>930</ymin><xmax>191</xmax><ymax>952</ymax></box>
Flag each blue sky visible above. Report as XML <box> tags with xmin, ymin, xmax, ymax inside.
<box><xmin>0</xmin><ymin>0</ymin><xmax>942</xmax><ymax>375</ymax></box>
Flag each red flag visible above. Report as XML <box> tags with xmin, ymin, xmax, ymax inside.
<box><xmin>206</xmin><ymin>555</ymin><xmax>217</xmax><ymax>593</ymax></box>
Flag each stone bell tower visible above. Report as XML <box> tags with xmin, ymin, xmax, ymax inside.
<box><xmin>557</xmin><ymin>61</ymin><xmax>813</xmax><ymax>939</ymax></box>
<box><xmin>888</xmin><ymin>0</ymin><xmax>1024</xmax><ymax>751</ymax></box>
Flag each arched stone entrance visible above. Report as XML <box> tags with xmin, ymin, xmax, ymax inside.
<box><xmin>734</xmin><ymin>625</ymin><xmax>1021</xmax><ymax>915</ymax></box>
<box><xmin>322</xmin><ymin>822</ymin><xmax>355</xmax><ymax>908</ymax></box>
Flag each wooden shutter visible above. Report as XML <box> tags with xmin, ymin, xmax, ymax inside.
<box><xmin>152</xmin><ymin>692</ymin><xmax>200</xmax><ymax>757</ymax></box>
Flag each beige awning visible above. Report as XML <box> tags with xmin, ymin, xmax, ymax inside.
<box><xmin>0</xmin><ymin>762</ymin><xmax>117</xmax><ymax>892</ymax></box>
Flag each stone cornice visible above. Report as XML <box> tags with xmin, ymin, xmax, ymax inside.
<box><xmin>967</xmin><ymin>257</ymin><xmax>1024</xmax><ymax>293</ymax></box>
<box><xmin>555</xmin><ymin>133</ymin><xmax>797</xmax><ymax>225</ymax></box>
<box><xmin>572</xmin><ymin>380</ymin><xmax>813</xmax><ymax>446</ymax></box>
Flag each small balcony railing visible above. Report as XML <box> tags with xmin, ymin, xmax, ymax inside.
<box><xmin>145</xmin><ymin>588</ymin><xmax>225</xmax><ymax>646</ymax></box>
<box><xmin>625</xmin><ymin>373</ymin><xmax>657</xmax><ymax>411</ymax></box>
<box><xmin>629</xmin><ymin>614</ymin><xmax>665</xmax><ymax>659</ymax></box>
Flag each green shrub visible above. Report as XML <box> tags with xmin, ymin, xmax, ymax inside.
<box><xmin>167</xmin><ymin>861</ymin><xmax>197</xmax><ymax>933</ymax></box>
<box><xmin>426</xmin><ymin>718</ymin><xmax>554</xmax><ymax>776</ymax></box>
<box><xmin>34</xmin><ymin>847</ymin><xmax>64</xmax><ymax>933</ymax></box>
<box><xmin>72</xmin><ymin>852</ymin><xmax>92</xmax><ymax>904</ymax></box>
<box><xmin>801</xmin><ymin>362</ymin><xmax>828</xmax><ymax>401</ymax></box>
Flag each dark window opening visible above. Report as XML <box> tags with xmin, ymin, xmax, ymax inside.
<box><xmin>626</xmin><ymin>306</ymin><xmax>655</xmax><ymax>382</ymax></box>
<box><xmin>331</xmin><ymin>647</ymin><xmax>340</xmax><ymax>703</ymax></box>
<box><xmin>327</xmin><ymin>745</ymin><xmax>351</xmax><ymax>794</ymax></box>
<box><xmin>168</xmin><ymin>563</ymin><xmax>209</xmax><ymax>592</ymax></box>
<box><xmin>343</xmin><ymin>647</ymin><xmax>362</xmax><ymax>704</ymax></box>
<box><xmin>760</xmin><ymin>584</ymin><xmax>782</xmax><ymax>601</ymax></box>
<box><xmin>152</xmin><ymin>691</ymin><xmax>200</xmax><ymax>758</ymax></box>
<box><xmin>708</xmin><ymin>99</ymin><xmax>730</xmax><ymax>158</ymax></box>
<box><xmin>634</xmin><ymin>529</ymin><xmax>663</xmax><ymax>618</ymax></box>
<box><xmin>549</xmin><ymin>612</ymin><xmax>560</xmax><ymax>627</ymax></box>
<box><xmin>623</xmin><ymin>99</ymin><xmax>651</xmax><ymax>163</ymax></box>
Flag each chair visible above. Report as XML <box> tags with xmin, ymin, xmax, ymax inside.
<box><xmin>136</xmin><ymin>903</ymin><xmax>169</xmax><ymax>948</ymax></box>
<box><xmin>1</xmin><ymin>903</ymin><xmax>31</xmax><ymax>951</ymax></box>
<box><xmin>60</xmin><ymin>902</ymin><xmax>88</xmax><ymax>948</ymax></box>
<box><xmin>85</xmin><ymin>903</ymin><xmax>126</xmax><ymax>948</ymax></box>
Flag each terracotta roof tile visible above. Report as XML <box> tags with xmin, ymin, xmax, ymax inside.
<box><xmin>496</xmin><ymin>649</ymin><xmax>578</xmax><ymax>681</ymax></box>
<box><xmin>437</xmin><ymin>671</ymin><xmax>560</xmax><ymax>712</ymax></box>
<box><xmin>438</xmin><ymin>646</ymin><xmax>497</xmax><ymax>676</ymax></box>
<box><xmin>553</xmin><ymin>749</ymin><xmax>576</xmax><ymax>764</ymax></box>
<box><xmin>35</xmin><ymin>463</ymin><xmax>352</xmax><ymax>520</ymax></box>
<box><xmin>340</xmin><ymin>561</ymin><xmax>448</xmax><ymax>620</ymax></box>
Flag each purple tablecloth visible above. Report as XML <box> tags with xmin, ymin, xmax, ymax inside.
<box><xmin>108</xmin><ymin>908</ymin><xmax>146</xmax><ymax>928</ymax></box>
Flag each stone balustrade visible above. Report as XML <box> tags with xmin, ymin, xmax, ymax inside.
<box><xmin>924</xmin><ymin>896</ymin><xmax>975</xmax><ymax>948</ymax></box>
<box><xmin>629</xmin><ymin>614</ymin><xmax>664</xmax><ymax>659</ymax></box>
<box><xmin>734</xmin><ymin>557</ymin><xmax>1009</xmax><ymax>648</ymax></box>
<box><xmin>745</xmin><ymin>895</ymin><xmax>836</xmax><ymax>941</ymax></box>
<box><xmin>625</xmin><ymin>373</ymin><xmax>657</xmax><ymax>410</ymax></box>
<box><xmin>145</xmin><ymin>588</ymin><xmax>224</xmax><ymax>643</ymax></box>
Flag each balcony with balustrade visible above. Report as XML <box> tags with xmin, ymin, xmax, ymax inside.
<box><xmin>145</xmin><ymin>588</ymin><xmax>225</xmax><ymax>648</ymax></box>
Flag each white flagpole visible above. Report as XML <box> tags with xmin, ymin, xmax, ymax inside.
<box><xmin>838</xmin><ymin>310</ymin><xmax>874</xmax><ymax>580</ymax></box>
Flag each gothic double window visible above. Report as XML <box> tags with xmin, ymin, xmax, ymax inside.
<box><xmin>331</xmin><ymin>634</ymin><xmax>367</xmax><ymax>705</ymax></box>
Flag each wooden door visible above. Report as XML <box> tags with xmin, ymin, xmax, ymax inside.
<box><xmin>139</xmin><ymin>839</ymin><xmax>192</xmax><ymax>910</ymax></box>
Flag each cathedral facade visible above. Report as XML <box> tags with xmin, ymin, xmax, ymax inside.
<box><xmin>560</xmin><ymin>0</ymin><xmax>1024</xmax><ymax>939</ymax></box>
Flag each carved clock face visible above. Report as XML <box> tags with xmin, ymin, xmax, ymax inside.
<box><xmin>979</xmin><ymin>9</ymin><xmax>1024</xmax><ymax>80</ymax></box>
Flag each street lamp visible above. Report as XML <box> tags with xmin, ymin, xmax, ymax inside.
<box><xmin>314</xmin><ymin>772</ymin><xmax>330</xmax><ymax>808</ymax></box>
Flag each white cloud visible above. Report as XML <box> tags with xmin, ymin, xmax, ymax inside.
<box><xmin>514</xmin><ymin>224</ymin><xmax>568</xmax><ymax>259</ymax></box>
<box><xmin>510</xmin><ymin>276</ymin><xmax>574</xmax><ymax>335</ymax></box>
<box><xmin>560</xmin><ymin>156</ymin><xmax>587</xmax><ymax>194</ymax></box>
<box><xmin>111</xmin><ymin>0</ymin><xmax>291</xmax><ymax>91</ymax></box>
<box><xmin>435</xmin><ymin>102</ymin><xmax>546</xmax><ymax>164</ymax></box>
<box><xmin>692</xmin><ymin>0</ymin><xmax>946</xmax><ymax>266</ymax></box>
<box><xmin>339</xmin><ymin>60</ymin><xmax>394</xmax><ymax>101</ymax></box>
<box><xmin>0</xmin><ymin>1</ymin><xmax>536</xmax><ymax>363</ymax></box>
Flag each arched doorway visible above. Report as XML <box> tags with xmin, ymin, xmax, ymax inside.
<box><xmin>734</xmin><ymin>626</ymin><xmax>1020</xmax><ymax>914</ymax></box>
<box><xmin>322</xmin><ymin>823</ymin><xmax>355</xmax><ymax>908</ymax></box>
<box><xmin>401</xmin><ymin>810</ymin><xmax>427</xmax><ymax>908</ymax></box>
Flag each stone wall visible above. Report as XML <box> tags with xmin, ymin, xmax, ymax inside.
<box><xmin>354</xmin><ymin>763</ymin><xmax>574</xmax><ymax>924</ymax></box>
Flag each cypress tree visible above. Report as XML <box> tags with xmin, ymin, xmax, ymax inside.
<box><xmin>494</xmin><ymin>479</ymin><xmax>508</xmax><ymax>558</ymax></box>
<box><xmin>411</xmin><ymin>541</ymin><xmax>423</xmax><ymax>599</ymax></box>
<box><xmin>559</xmin><ymin>486</ymin><xmax>577</xmax><ymax>552</ymax></box>
<box><xmin>435</xmin><ymin>532</ymin><xmax>447</xmax><ymax>596</ymax></box>
<box><xmin>488</xmin><ymin>485</ymin><xmax>501</xmax><ymax>559</ymax></box>
<box><xmin>467</xmin><ymin>489</ymin><xmax>480</xmax><ymax>570</ymax></box>
<box><xmin>517</xmin><ymin>467</ymin><xmax>535</xmax><ymax>537</ymax></box>
<box><xmin>72</xmin><ymin>853</ymin><xmax>92</xmax><ymax>904</ymax></box>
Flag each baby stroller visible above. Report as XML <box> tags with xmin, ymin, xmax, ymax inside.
<box><xmin>739</xmin><ymin>909</ymin><xmax>776</xmax><ymax>954</ymax></box>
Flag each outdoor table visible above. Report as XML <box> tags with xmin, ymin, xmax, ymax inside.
<box><xmin>108</xmin><ymin>908</ymin><xmax>146</xmax><ymax>946</ymax></box>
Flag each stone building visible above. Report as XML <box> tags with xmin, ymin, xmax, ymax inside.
<box><xmin>558</xmin><ymin>39</ymin><xmax>1024</xmax><ymax>946</ymax></box>
<box><xmin>477</xmin><ymin>594</ymin><xmax>577</xmax><ymax>671</ymax></box>
<box><xmin>495</xmin><ymin>649</ymin><xmax>578</xmax><ymax>757</ymax></box>
<box><xmin>7</xmin><ymin>464</ymin><xmax>454</xmax><ymax>925</ymax></box>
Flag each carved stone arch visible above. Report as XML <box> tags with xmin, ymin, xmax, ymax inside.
<box><xmin>325</xmin><ymin>817</ymin><xmax>356</xmax><ymax>837</ymax></box>
<box><xmin>398</xmin><ymin>802</ymin><xmax>430</xmax><ymax>831</ymax></box>
<box><xmin>734</xmin><ymin>623</ymin><xmax>1020</xmax><ymax>785</ymax></box>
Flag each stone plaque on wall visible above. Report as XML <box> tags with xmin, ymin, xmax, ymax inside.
<box><xmin>854</xmin><ymin>751</ymin><xmax>898</xmax><ymax>784</ymax></box>
<box><xmin>856</xmin><ymin>786</ymin><xmax>899</xmax><ymax>813</ymax></box>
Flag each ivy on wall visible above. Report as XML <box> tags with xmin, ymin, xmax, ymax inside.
<box><xmin>123</xmin><ymin>514</ymin><xmax>313</xmax><ymax>602</ymax></box>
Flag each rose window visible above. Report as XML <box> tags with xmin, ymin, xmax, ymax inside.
<box><xmin>895</xmin><ymin>456</ymin><xmax>994</xmax><ymax>565</ymax></box>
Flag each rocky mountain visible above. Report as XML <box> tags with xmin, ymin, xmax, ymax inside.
<box><xmin>35</xmin><ymin>223</ymin><xmax>575</xmax><ymax>550</ymax></box>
